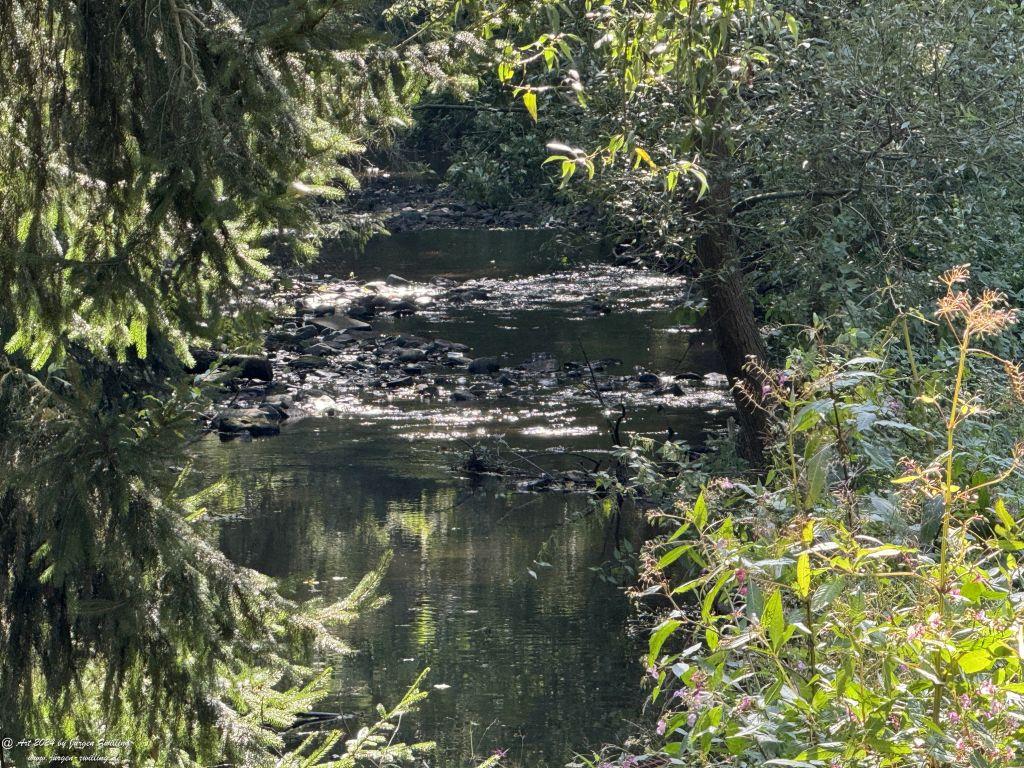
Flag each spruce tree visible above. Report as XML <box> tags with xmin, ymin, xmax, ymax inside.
<box><xmin>0</xmin><ymin>1</ymin><xmax>484</xmax><ymax>764</ymax></box>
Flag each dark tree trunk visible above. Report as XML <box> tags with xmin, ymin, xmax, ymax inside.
<box><xmin>694</xmin><ymin>181</ymin><xmax>769</xmax><ymax>464</ymax></box>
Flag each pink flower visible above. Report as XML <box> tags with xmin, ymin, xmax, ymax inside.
<box><xmin>948</xmin><ymin>711</ymin><xmax>960</xmax><ymax>724</ymax></box>
<box><xmin>656</xmin><ymin>718</ymin><xmax>667</xmax><ymax>736</ymax></box>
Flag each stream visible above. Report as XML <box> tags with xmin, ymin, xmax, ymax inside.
<box><xmin>193</xmin><ymin>228</ymin><xmax>731</xmax><ymax>767</ymax></box>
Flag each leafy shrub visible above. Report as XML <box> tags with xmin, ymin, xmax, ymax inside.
<box><xmin>629</xmin><ymin>267</ymin><xmax>1024</xmax><ymax>767</ymax></box>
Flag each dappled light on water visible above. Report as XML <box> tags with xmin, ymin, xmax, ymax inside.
<box><xmin>198</xmin><ymin>229</ymin><xmax>730</xmax><ymax>766</ymax></box>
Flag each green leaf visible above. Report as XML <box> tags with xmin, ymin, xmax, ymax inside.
<box><xmin>657</xmin><ymin>545</ymin><xmax>690</xmax><ymax>570</ymax></box>
<box><xmin>522</xmin><ymin>91</ymin><xmax>537</xmax><ymax>122</ymax></box>
<box><xmin>796</xmin><ymin>553</ymin><xmax>810</xmax><ymax>599</ymax></box>
<box><xmin>804</xmin><ymin>446</ymin><xmax>830</xmax><ymax>507</ymax></box>
<box><xmin>994</xmin><ymin>498</ymin><xmax>1015</xmax><ymax>531</ymax></box>
<box><xmin>762</xmin><ymin>590</ymin><xmax>785</xmax><ymax>650</ymax></box>
<box><xmin>701</xmin><ymin>571</ymin><xmax>730</xmax><ymax>623</ymax></box>
<box><xmin>811</xmin><ymin>577</ymin><xmax>845</xmax><ymax>612</ymax></box>
<box><xmin>691</xmin><ymin>167</ymin><xmax>709</xmax><ymax>200</ymax></box>
<box><xmin>793</xmin><ymin>400</ymin><xmax>832</xmax><ymax>432</ymax></box>
<box><xmin>648</xmin><ymin>619</ymin><xmax>681</xmax><ymax>666</ymax></box>
<box><xmin>957</xmin><ymin>649</ymin><xmax>993</xmax><ymax>674</ymax></box>
<box><xmin>691</xmin><ymin>490</ymin><xmax>708</xmax><ymax>530</ymax></box>
<box><xmin>633</xmin><ymin>146</ymin><xmax>656</xmax><ymax>169</ymax></box>
<box><xmin>706</xmin><ymin>626</ymin><xmax>719</xmax><ymax>651</ymax></box>
<box><xmin>802</xmin><ymin>520</ymin><xmax>814</xmax><ymax>545</ymax></box>
<box><xmin>921</xmin><ymin>496</ymin><xmax>944</xmax><ymax>545</ymax></box>
<box><xmin>785</xmin><ymin>13</ymin><xmax>800</xmax><ymax>40</ymax></box>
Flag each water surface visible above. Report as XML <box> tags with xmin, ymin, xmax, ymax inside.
<box><xmin>195</xmin><ymin>228</ymin><xmax>728</xmax><ymax>766</ymax></box>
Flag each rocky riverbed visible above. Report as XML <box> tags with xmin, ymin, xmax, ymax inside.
<box><xmin>196</xmin><ymin>205</ymin><xmax>732</xmax><ymax>489</ymax></box>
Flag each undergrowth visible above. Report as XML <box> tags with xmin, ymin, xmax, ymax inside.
<box><xmin>594</xmin><ymin>266</ymin><xmax>1024</xmax><ymax>767</ymax></box>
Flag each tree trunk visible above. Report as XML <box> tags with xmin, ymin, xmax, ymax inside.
<box><xmin>694</xmin><ymin>181</ymin><xmax>769</xmax><ymax>464</ymax></box>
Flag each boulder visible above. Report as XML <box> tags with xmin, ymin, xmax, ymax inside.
<box><xmin>214</xmin><ymin>408</ymin><xmax>280</xmax><ymax>437</ymax></box>
<box><xmin>468</xmin><ymin>357</ymin><xmax>500</xmax><ymax>375</ymax></box>
<box><xmin>230</xmin><ymin>356</ymin><xmax>273</xmax><ymax>381</ymax></box>
<box><xmin>311</xmin><ymin>315</ymin><xmax>371</xmax><ymax>333</ymax></box>
<box><xmin>266</xmin><ymin>325</ymin><xmax>317</xmax><ymax>346</ymax></box>
<box><xmin>431</xmin><ymin>339</ymin><xmax>470</xmax><ymax>353</ymax></box>
<box><xmin>385</xmin><ymin>376</ymin><xmax>413</xmax><ymax>389</ymax></box>
<box><xmin>520</xmin><ymin>354</ymin><xmax>559</xmax><ymax>374</ymax></box>
<box><xmin>304</xmin><ymin>343</ymin><xmax>337</xmax><ymax>356</ymax></box>
<box><xmin>398</xmin><ymin>349</ymin><xmax>426</xmax><ymax>363</ymax></box>
<box><xmin>324</xmin><ymin>330</ymin><xmax>359</xmax><ymax>344</ymax></box>
<box><xmin>346</xmin><ymin>304</ymin><xmax>374</xmax><ymax>320</ymax></box>
<box><xmin>389</xmin><ymin>299</ymin><xmax>417</xmax><ymax>315</ymax></box>
<box><xmin>395</xmin><ymin>334</ymin><xmax>428</xmax><ymax>348</ymax></box>
<box><xmin>258</xmin><ymin>403</ymin><xmax>287</xmax><ymax>421</ymax></box>
<box><xmin>288</xmin><ymin>355</ymin><xmax>329</xmax><ymax>369</ymax></box>
<box><xmin>655</xmin><ymin>383</ymin><xmax>685</xmax><ymax>396</ymax></box>
<box><xmin>450</xmin><ymin>287</ymin><xmax>489</xmax><ymax>302</ymax></box>
<box><xmin>188</xmin><ymin>351</ymin><xmax>273</xmax><ymax>381</ymax></box>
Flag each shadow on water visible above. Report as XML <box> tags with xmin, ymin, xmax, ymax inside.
<box><xmin>194</xmin><ymin>228</ymin><xmax>728</xmax><ymax>766</ymax></box>
<box><xmin>319</xmin><ymin>229</ymin><xmax>580</xmax><ymax>282</ymax></box>
<box><xmin>195</xmin><ymin>420</ymin><xmax>643</xmax><ymax>766</ymax></box>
